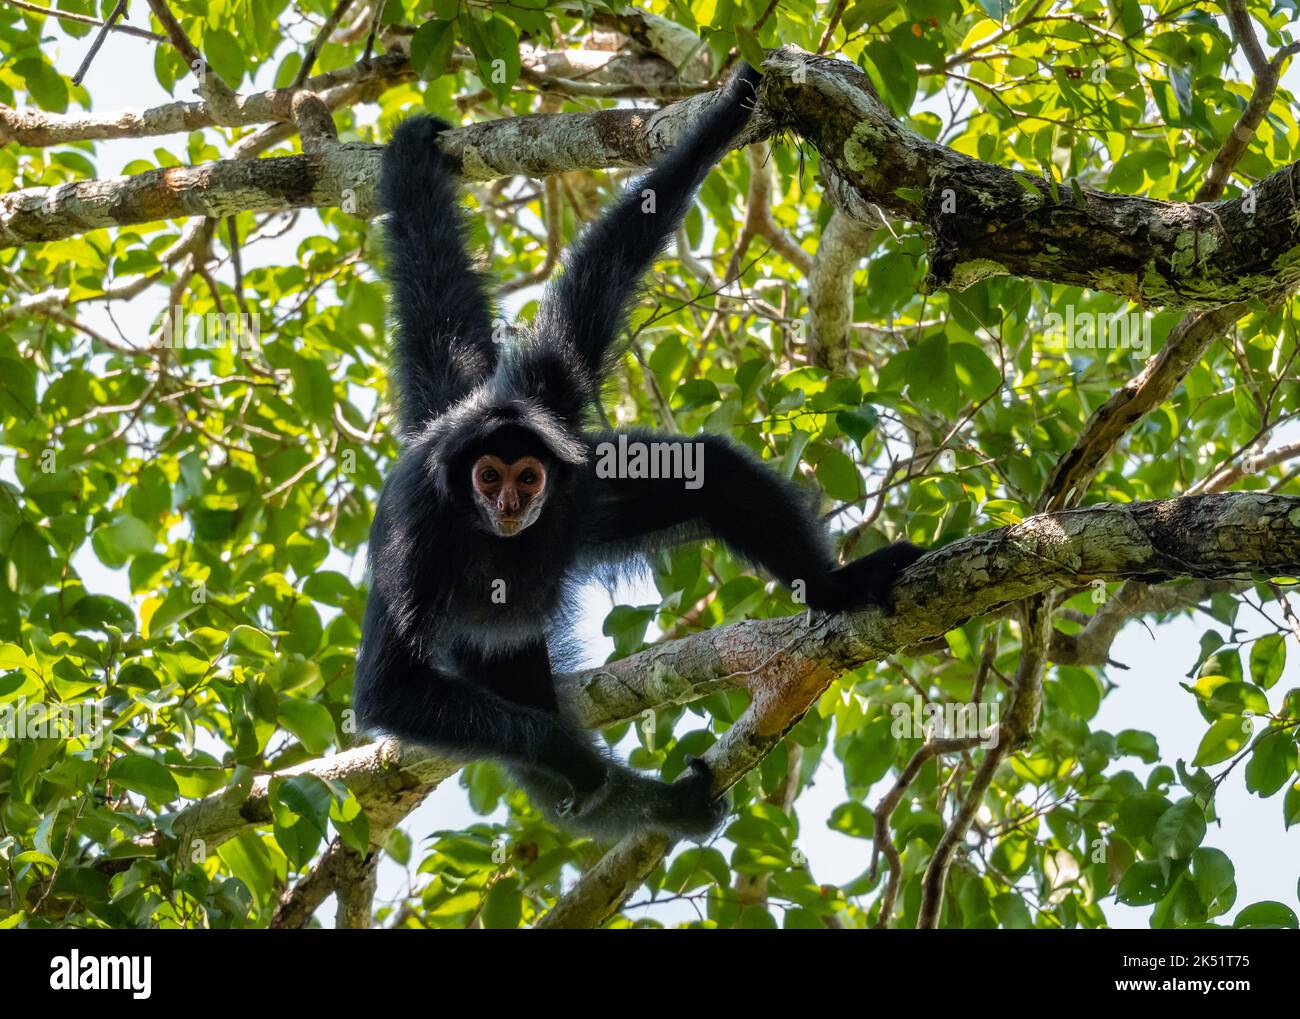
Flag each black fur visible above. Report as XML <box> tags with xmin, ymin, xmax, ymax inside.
<box><xmin>356</xmin><ymin>64</ymin><xmax>925</xmax><ymax>841</ymax></box>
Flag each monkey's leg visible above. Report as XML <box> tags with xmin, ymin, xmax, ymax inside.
<box><xmin>478</xmin><ymin>642</ymin><xmax>727</xmax><ymax>840</ymax></box>
<box><xmin>584</xmin><ymin>431</ymin><xmax>924</xmax><ymax>611</ymax></box>
<box><xmin>355</xmin><ymin>621</ymin><xmax>607</xmax><ymax>793</ymax></box>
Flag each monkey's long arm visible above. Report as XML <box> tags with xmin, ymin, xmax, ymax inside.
<box><xmin>583</xmin><ymin>432</ymin><xmax>924</xmax><ymax>611</ymax></box>
<box><xmin>379</xmin><ymin>116</ymin><xmax>498</xmax><ymax>432</ymax></box>
<box><xmin>523</xmin><ymin>64</ymin><xmax>763</xmax><ymax>419</ymax></box>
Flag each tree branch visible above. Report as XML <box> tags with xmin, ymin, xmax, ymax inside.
<box><xmin>93</xmin><ymin>493</ymin><xmax>1300</xmax><ymax>889</ymax></box>
<box><xmin>8</xmin><ymin>48</ymin><xmax>1300</xmax><ymax>311</ymax></box>
<box><xmin>540</xmin><ymin>492</ymin><xmax>1300</xmax><ymax>926</ymax></box>
<box><xmin>808</xmin><ymin>208</ymin><xmax>877</xmax><ymax>371</ymax></box>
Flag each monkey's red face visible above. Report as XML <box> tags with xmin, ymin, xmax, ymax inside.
<box><xmin>470</xmin><ymin>454</ymin><xmax>549</xmax><ymax>536</ymax></box>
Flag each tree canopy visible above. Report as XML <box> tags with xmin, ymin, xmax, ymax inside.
<box><xmin>0</xmin><ymin>0</ymin><xmax>1299</xmax><ymax>930</ymax></box>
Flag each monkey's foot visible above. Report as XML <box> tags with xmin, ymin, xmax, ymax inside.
<box><xmin>660</xmin><ymin>757</ymin><xmax>728</xmax><ymax>840</ymax></box>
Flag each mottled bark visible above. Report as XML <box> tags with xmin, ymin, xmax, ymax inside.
<box><xmin>95</xmin><ymin>493</ymin><xmax>1300</xmax><ymax>886</ymax></box>
<box><xmin>758</xmin><ymin>49</ymin><xmax>1300</xmax><ymax>307</ymax></box>
<box><xmin>7</xmin><ymin>47</ymin><xmax>1300</xmax><ymax>309</ymax></box>
<box><xmin>809</xmin><ymin>209</ymin><xmax>877</xmax><ymax>370</ymax></box>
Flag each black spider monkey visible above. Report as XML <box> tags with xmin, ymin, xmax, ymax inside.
<box><xmin>355</xmin><ymin>64</ymin><xmax>924</xmax><ymax>841</ymax></box>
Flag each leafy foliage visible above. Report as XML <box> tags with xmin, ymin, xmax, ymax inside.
<box><xmin>0</xmin><ymin>0</ymin><xmax>1297</xmax><ymax>930</ymax></box>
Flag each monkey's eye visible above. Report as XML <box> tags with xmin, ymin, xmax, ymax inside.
<box><xmin>518</xmin><ymin>469</ymin><xmax>537</xmax><ymax>486</ymax></box>
<box><xmin>479</xmin><ymin>468</ymin><xmax>499</xmax><ymax>484</ymax></box>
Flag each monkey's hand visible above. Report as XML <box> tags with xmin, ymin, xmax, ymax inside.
<box><xmin>808</xmin><ymin>541</ymin><xmax>927</xmax><ymax>613</ymax></box>
<box><xmin>713</xmin><ymin>62</ymin><xmax>764</xmax><ymax>133</ymax></box>
<box><xmin>383</xmin><ymin>115</ymin><xmax>457</xmax><ymax>181</ymax></box>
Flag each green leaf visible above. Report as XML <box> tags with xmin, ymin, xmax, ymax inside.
<box><xmin>1192</xmin><ymin>716</ymin><xmax>1251</xmax><ymax>766</ymax></box>
<box><xmin>290</xmin><ymin>355</ymin><xmax>334</xmax><ymax>423</ymax></box>
<box><xmin>1013</xmin><ymin>172</ymin><xmax>1044</xmax><ymax>200</ymax></box>
<box><xmin>1116</xmin><ymin>729</ymin><xmax>1159</xmax><ymax>763</ymax></box>
<box><xmin>14</xmin><ymin>58</ymin><xmax>68</xmax><ymax>112</ymax></box>
<box><xmin>734</xmin><ymin>26</ymin><xmax>766</xmax><ymax>69</ymax></box>
<box><xmin>907</xmin><ymin>333</ymin><xmax>958</xmax><ymax>417</ymax></box>
<box><xmin>204</xmin><ymin>29</ymin><xmax>246</xmax><ymax>88</ymax></box>
<box><xmin>108</xmin><ymin>756</ymin><xmax>180</xmax><ymax>803</ymax></box>
<box><xmin>92</xmin><ymin>516</ymin><xmax>155</xmax><ymax>567</ymax></box>
<box><xmin>862</xmin><ymin>40</ymin><xmax>917</xmax><ymax>114</ymax></box>
<box><xmin>329</xmin><ymin>791</ymin><xmax>371</xmax><ymax>855</ymax></box>
<box><xmin>277</xmin><ymin>700</ymin><xmax>336</xmax><ymax>754</ymax></box>
<box><xmin>672</xmin><ymin>379</ymin><xmax>721</xmax><ymax>411</ymax></box>
<box><xmin>814</xmin><ymin>446</ymin><xmax>861</xmax><ymax>502</ymax></box>
<box><xmin>1169</xmin><ymin>64</ymin><xmax>1193</xmax><ymax>116</ymax></box>
<box><xmin>1117</xmin><ymin>860</ymin><xmax>1168</xmax><ymax>905</ymax></box>
<box><xmin>410</xmin><ymin>20</ymin><xmax>456</xmax><ymax>79</ymax></box>
<box><xmin>1245</xmin><ymin>730</ymin><xmax>1296</xmax><ymax>797</ymax></box>
<box><xmin>1152</xmin><ymin>798</ymin><xmax>1207</xmax><ymax>860</ymax></box>
<box><xmin>1190</xmin><ymin>848</ymin><xmax>1236</xmax><ymax>917</ymax></box>
<box><xmin>481</xmin><ymin>877</ymin><xmax>523</xmax><ymax>929</ymax></box>
<box><xmin>837</xmin><ymin>406</ymin><xmax>879</xmax><ymax>444</ymax></box>
<box><xmin>1116</xmin><ymin>793</ymin><xmax>1172</xmax><ymax>840</ymax></box>
<box><xmin>226</xmin><ymin>625</ymin><xmax>275</xmax><ymax>659</ymax></box>
<box><xmin>302</xmin><ymin>571</ymin><xmax>356</xmax><ymax>607</ymax></box>
<box><xmin>144</xmin><ymin>586</ymin><xmax>203</xmax><ymax>639</ymax></box>
<box><xmin>1233</xmin><ymin>901</ymin><xmax>1298</xmax><ymax>929</ymax></box>
<box><xmin>0</xmin><ymin>643</ymin><xmax>28</xmax><ymax>670</ymax></box>
<box><xmin>480</xmin><ymin>18</ymin><xmax>522</xmax><ymax>103</ymax></box>
<box><xmin>1187</xmin><ymin>677</ymin><xmax>1269</xmax><ymax>715</ymax></box>
<box><xmin>1284</xmin><ymin>780</ymin><xmax>1300</xmax><ymax>829</ymax></box>
<box><xmin>273</xmin><ymin>775</ymin><xmax>334</xmax><ymax>838</ymax></box>
<box><xmin>949</xmin><ymin>341</ymin><xmax>1002</xmax><ymax>399</ymax></box>
<box><xmin>992</xmin><ymin>893</ymin><xmax>1034</xmax><ymax>929</ymax></box>
<box><xmin>1233</xmin><ymin>385</ymin><xmax>1262</xmax><ymax>433</ymax></box>
<box><xmin>1249</xmin><ymin>634</ymin><xmax>1285</xmax><ymax>689</ymax></box>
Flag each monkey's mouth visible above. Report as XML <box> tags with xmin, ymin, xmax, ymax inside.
<box><xmin>495</xmin><ymin>518</ymin><xmax>526</xmax><ymax>536</ymax></box>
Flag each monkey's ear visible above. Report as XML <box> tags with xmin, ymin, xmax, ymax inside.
<box><xmin>421</xmin><ymin>440</ymin><xmax>459</xmax><ymax>499</ymax></box>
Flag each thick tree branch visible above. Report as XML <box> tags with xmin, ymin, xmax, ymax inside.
<box><xmin>94</xmin><ymin>493</ymin><xmax>1300</xmax><ymax>886</ymax></box>
<box><xmin>7</xmin><ymin>48</ymin><xmax>1300</xmax><ymax>311</ymax></box>
<box><xmin>541</xmin><ymin>492</ymin><xmax>1300</xmax><ymax>926</ymax></box>
<box><xmin>756</xmin><ymin>50</ymin><xmax>1300</xmax><ymax>306</ymax></box>
<box><xmin>809</xmin><ymin>208</ymin><xmax>877</xmax><ymax>371</ymax></box>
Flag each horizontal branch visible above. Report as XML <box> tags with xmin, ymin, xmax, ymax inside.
<box><xmin>98</xmin><ymin>493</ymin><xmax>1300</xmax><ymax>877</ymax></box>
<box><xmin>757</xmin><ymin>49</ymin><xmax>1300</xmax><ymax>306</ymax></box>
<box><xmin>543</xmin><ymin>492</ymin><xmax>1300</xmax><ymax>927</ymax></box>
<box><xmin>5</xmin><ymin>47</ymin><xmax>1299</xmax><ymax>308</ymax></box>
